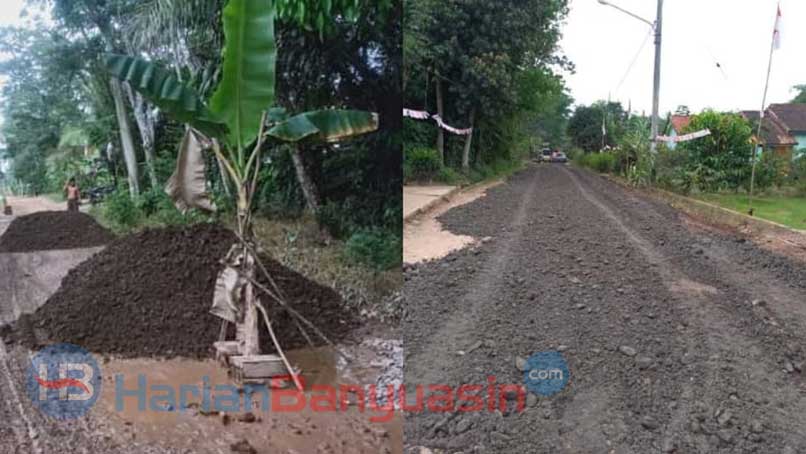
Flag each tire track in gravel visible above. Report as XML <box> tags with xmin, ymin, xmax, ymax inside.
<box><xmin>405</xmin><ymin>165</ymin><xmax>689</xmax><ymax>453</ymax></box>
<box><xmin>404</xmin><ymin>170</ymin><xmax>541</xmax><ymax>387</ymax></box>
<box><xmin>404</xmin><ymin>164</ymin><xmax>806</xmax><ymax>453</ymax></box>
<box><xmin>564</xmin><ymin>166</ymin><xmax>806</xmax><ymax>452</ymax></box>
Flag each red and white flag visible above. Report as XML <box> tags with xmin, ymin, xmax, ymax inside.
<box><xmin>773</xmin><ymin>3</ymin><xmax>782</xmax><ymax>50</ymax></box>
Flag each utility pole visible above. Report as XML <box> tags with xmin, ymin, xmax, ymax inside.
<box><xmin>598</xmin><ymin>0</ymin><xmax>663</xmax><ymax>151</ymax></box>
<box><xmin>650</xmin><ymin>0</ymin><xmax>663</xmax><ymax>152</ymax></box>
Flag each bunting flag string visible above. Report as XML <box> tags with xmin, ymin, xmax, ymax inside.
<box><xmin>403</xmin><ymin>108</ymin><xmax>473</xmax><ymax>136</ymax></box>
<box><xmin>655</xmin><ymin>129</ymin><xmax>711</xmax><ymax>143</ymax></box>
<box><xmin>403</xmin><ymin>108</ymin><xmax>430</xmax><ymax>120</ymax></box>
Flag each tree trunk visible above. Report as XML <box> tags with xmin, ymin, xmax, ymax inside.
<box><xmin>110</xmin><ymin>78</ymin><xmax>140</xmax><ymax>196</ymax></box>
<box><xmin>290</xmin><ymin>146</ymin><xmax>321</xmax><ymax>214</ymax></box>
<box><xmin>435</xmin><ymin>78</ymin><xmax>445</xmax><ymax>165</ymax></box>
<box><xmin>461</xmin><ymin>108</ymin><xmax>476</xmax><ymax>171</ymax></box>
<box><xmin>124</xmin><ymin>84</ymin><xmax>159</xmax><ymax>189</ymax></box>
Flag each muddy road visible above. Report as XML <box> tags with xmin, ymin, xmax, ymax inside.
<box><xmin>403</xmin><ymin>164</ymin><xmax>806</xmax><ymax>453</ymax></box>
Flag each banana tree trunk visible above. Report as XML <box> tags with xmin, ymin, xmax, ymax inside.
<box><xmin>290</xmin><ymin>146</ymin><xmax>321</xmax><ymax>214</ymax></box>
<box><xmin>125</xmin><ymin>84</ymin><xmax>159</xmax><ymax>189</ymax></box>
<box><xmin>435</xmin><ymin>77</ymin><xmax>445</xmax><ymax>165</ymax></box>
<box><xmin>236</xmin><ymin>186</ymin><xmax>260</xmax><ymax>356</ymax></box>
<box><xmin>110</xmin><ymin>78</ymin><xmax>140</xmax><ymax>196</ymax></box>
<box><xmin>461</xmin><ymin>108</ymin><xmax>476</xmax><ymax>171</ymax></box>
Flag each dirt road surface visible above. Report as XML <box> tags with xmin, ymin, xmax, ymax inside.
<box><xmin>403</xmin><ymin>164</ymin><xmax>806</xmax><ymax>453</ymax></box>
<box><xmin>2</xmin><ymin>196</ymin><xmax>67</xmax><ymax>217</ymax></box>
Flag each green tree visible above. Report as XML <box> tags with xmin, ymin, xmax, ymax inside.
<box><xmin>567</xmin><ymin>101</ymin><xmax>626</xmax><ymax>152</ymax></box>
<box><xmin>405</xmin><ymin>0</ymin><xmax>570</xmax><ymax>170</ymax></box>
<box><xmin>679</xmin><ymin>110</ymin><xmax>753</xmax><ymax>191</ymax></box>
<box><xmin>792</xmin><ymin>85</ymin><xmax>806</xmax><ymax>104</ymax></box>
<box><xmin>0</xmin><ymin>27</ymin><xmax>89</xmax><ymax>193</ymax></box>
<box><xmin>516</xmin><ymin>68</ymin><xmax>573</xmax><ymax>147</ymax></box>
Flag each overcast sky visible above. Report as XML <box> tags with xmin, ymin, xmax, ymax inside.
<box><xmin>560</xmin><ymin>0</ymin><xmax>806</xmax><ymax>115</ymax></box>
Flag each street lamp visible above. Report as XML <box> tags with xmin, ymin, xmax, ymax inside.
<box><xmin>598</xmin><ymin>0</ymin><xmax>664</xmax><ymax>152</ymax></box>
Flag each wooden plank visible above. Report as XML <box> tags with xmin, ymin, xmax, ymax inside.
<box><xmin>214</xmin><ymin>341</ymin><xmax>240</xmax><ymax>365</ymax></box>
<box><xmin>230</xmin><ymin>355</ymin><xmax>288</xmax><ymax>379</ymax></box>
<box><xmin>214</xmin><ymin>341</ymin><xmax>240</xmax><ymax>355</ymax></box>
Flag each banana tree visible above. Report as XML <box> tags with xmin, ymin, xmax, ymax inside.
<box><xmin>104</xmin><ymin>0</ymin><xmax>378</xmax><ymax>370</ymax></box>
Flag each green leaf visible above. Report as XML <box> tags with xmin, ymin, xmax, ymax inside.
<box><xmin>209</xmin><ymin>0</ymin><xmax>277</xmax><ymax>151</ymax></box>
<box><xmin>267</xmin><ymin>106</ymin><xmax>289</xmax><ymax>122</ymax></box>
<box><xmin>267</xmin><ymin>109</ymin><xmax>379</xmax><ymax>143</ymax></box>
<box><xmin>104</xmin><ymin>54</ymin><xmax>226</xmax><ymax>138</ymax></box>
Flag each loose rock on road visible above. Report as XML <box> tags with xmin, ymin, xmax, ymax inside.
<box><xmin>403</xmin><ymin>164</ymin><xmax>806</xmax><ymax>453</ymax></box>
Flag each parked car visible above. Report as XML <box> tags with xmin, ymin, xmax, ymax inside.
<box><xmin>540</xmin><ymin>148</ymin><xmax>553</xmax><ymax>162</ymax></box>
<box><xmin>88</xmin><ymin>186</ymin><xmax>116</xmax><ymax>205</ymax></box>
<box><xmin>551</xmin><ymin>151</ymin><xmax>568</xmax><ymax>163</ymax></box>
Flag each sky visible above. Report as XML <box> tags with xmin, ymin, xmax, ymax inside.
<box><xmin>560</xmin><ymin>0</ymin><xmax>806</xmax><ymax>115</ymax></box>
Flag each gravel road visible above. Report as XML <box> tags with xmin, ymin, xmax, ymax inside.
<box><xmin>403</xmin><ymin>164</ymin><xmax>806</xmax><ymax>453</ymax></box>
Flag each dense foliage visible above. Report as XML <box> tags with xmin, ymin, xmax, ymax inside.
<box><xmin>792</xmin><ymin>85</ymin><xmax>806</xmax><ymax>104</ymax></box>
<box><xmin>567</xmin><ymin>101</ymin><xmax>628</xmax><ymax>153</ymax></box>
<box><xmin>572</xmin><ymin>105</ymin><xmax>791</xmax><ymax>196</ymax></box>
<box><xmin>404</xmin><ymin>0</ymin><xmax>572</xmax><ymax>180</ymax></box>
<box><xmin>0</xmin><ymin>0</ymin><xmax>401</xmax><ymax>270</ymax></box>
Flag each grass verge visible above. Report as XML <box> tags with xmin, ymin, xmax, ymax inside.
<box><xmin>695</xmin><ymin>193</ymin><xmax>806</xmax><ymax>230</ymax></box>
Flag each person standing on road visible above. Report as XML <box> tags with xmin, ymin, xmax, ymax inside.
<box><xmin>64</xmin><ymin>178</ymin><xmax>81</xmax><ymax>212</ymax></box>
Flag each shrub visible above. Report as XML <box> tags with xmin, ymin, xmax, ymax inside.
<box><xmin>103</xmin><ymin>185</ymin><xmax>140</xmax><ymax>229</ymax></box>
<box><xmin>99</xmin><ymin>184</ymin><xmax>208</xmax><ymax>232</ymax></box>
<box><xmin>789</xmin><ymin>154</ymin><xmax>806</xmax><ymax>194</ymax></box>
<box><xmin>656</xmin><ymin>146</ymin><xmax>694</xmax><ymax>194</ymax></box>
<box><xmin>343</xmin><ymin>228</ymin><xmax>401</xmax><ymax>271</ymax></box>
<box><xmin>751</xmin><ymin>152</ymin><xmax>787</xmax><ymax>192</ymax></box>
<box><xmin>405</xmin><ymin>147</ymin><xmax>442</xmax><ymax>182</ymax></box>
<box><xmin>438</xmin><ymin>166</ymin><xmax>463</xmax><ymax>185</ymax></box>
<box><xmin>578</xmin><ymin>152</ymin><xmax>615</xmax><ymax>173</ymax></box>
<box><xmin>678</xmin><ymin>111</ymin><xmax>753</xmax><ymax>191</ymax></box>
<box><xmin>568</xmin><ymin>148</ymin><xmax>585</xmax><ymax>162</ymax></box>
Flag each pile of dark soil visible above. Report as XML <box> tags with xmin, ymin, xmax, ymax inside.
<box><xmin>9</xmin><ymin>223</ymin><xmax>358</xmax><ymax>358</ymax></box>
<box><xmin>0</xmin><ymin>211</ymin><xmax>115</xmax><ymax>252</ymax></box>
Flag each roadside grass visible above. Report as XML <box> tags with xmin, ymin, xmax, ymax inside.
<box><xmin>695</xmin><ymin>193</ymin><xmax>806</xmax><ymax>230</ymax></box>
<box><xmin>251</xmin><ymin>216</ymin><xmax>402</xmax><ymax>321</ymax></box>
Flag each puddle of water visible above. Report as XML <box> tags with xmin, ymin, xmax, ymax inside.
<box><xmin>93</xmin><ymin>339</ymin><xmax>403</xmax><ymax>453</ymax></box>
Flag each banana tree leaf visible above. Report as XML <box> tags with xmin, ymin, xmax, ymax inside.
<box><xmin>165</xmin><ymin>128</ymin><xmax>217</xmax><ymax>213</ymax></box>
<box><xmin>209</xmin><ymin>0</ymin><xmax>277</xmax><ymax>150</ymax></box>
<box><xmin>267</xmin><ymin>109</ymin><xmax>379</xmax><ymax>143</ymax></box>
<box><xmin>104</xmin><ymin>54</ymin><xmax>226</xmax><ymax>138</ymax></box>
<box><xmin>267</xmin><ymin>106</ymin><xmax>288</xmax><ymax>122</ymax></box>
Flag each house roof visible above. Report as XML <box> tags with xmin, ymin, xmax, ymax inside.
<box><xmin>669</xmin><ymin>115</ymin><xmax>690</xmax><ymax>134</ymax></box>
<box><xmin>741</xmin><ymin>111</ymin><xmax>798</xmax><ymax>146</ymax></box>
<box><xmin>768</xmin><ymin>103</ymin><xmax>806</xmax><ymax>133</ymax></box>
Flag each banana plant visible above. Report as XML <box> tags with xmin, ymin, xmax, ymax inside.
<box><xmin>105</xmin><ymin>0</ymin><xmax>377</xmax><ymax>224</ymax></box>
<box><xmin>104</xmin><ymin>0</ymin><xmax>378</xmax><ymax>360</ymax></box>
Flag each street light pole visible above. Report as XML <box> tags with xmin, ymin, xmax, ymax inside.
<box><xmin>598</xmin><ymin>0</ymin><xmax>663</xmax><ymax>151</ymax></box>
<box><xmin>650</xmin><ymin>0</ymin><xmax>664</xmax><ymax>152</ymax></box>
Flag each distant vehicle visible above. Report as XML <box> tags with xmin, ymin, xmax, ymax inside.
<box><xmin>551</xmin><ymin>151</ymin><xmax>568</xmax><ymax>163</ymax></box>
<box><xmin>541</xmin><ymin>148</ymin><xmax>553</xmax><ymax>162</ymax></box>
<box><xmin>88</xmin><ymin>186</ymin><xmax>116</xmax><ymax>205</ymax></box>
